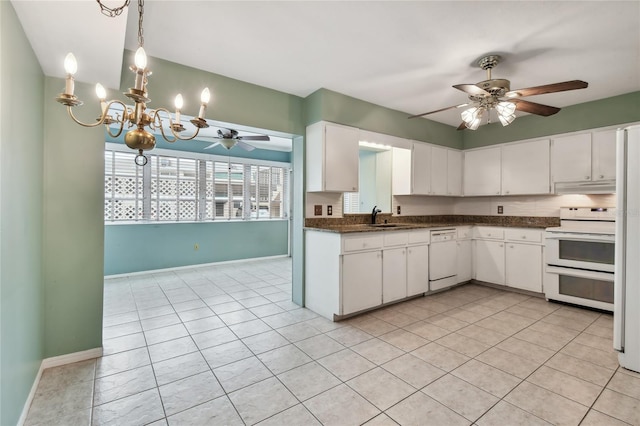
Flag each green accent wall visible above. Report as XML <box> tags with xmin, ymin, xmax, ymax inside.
<box><xmin>105</xmin><ymin>221</ymin><xmax>289</xmax><ymax>275</ymax></box>
<box><xmin>463</xmin><ymin>92</ymin><xmax>640</xmax><ymax>149</ymax></box>
<box><xmin>43</xmin><ymin>77</ymin><xmax>105</xmax><ymax>359</ymax></box>
<box><xmin>0</xmin><ymin>2</ymin><xmax>45</xmax><ymax>425</ymax></box>
<box><xmin>303</xmin><ymin>88</ymin><xmax>463</xmax><ymax>149</ymax></box>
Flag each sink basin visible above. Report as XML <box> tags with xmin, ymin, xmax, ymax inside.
<box><xmin>369</xmin><ymin>223</ymin><xmax>403</xmax><ymax>228</ymax></box>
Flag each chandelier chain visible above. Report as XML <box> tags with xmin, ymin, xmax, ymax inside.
<box><xmin>96</xmin><ymin>0</ymin><xmax>130</xmax><ymax>17</ymax></box>
<box><xmin>138</xmin><ymin>0</ymin><xmax>144</xmax><ymax>48</ymax></box>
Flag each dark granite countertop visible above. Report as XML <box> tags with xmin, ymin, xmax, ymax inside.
<box><xmin>304</xmin><ymin>215</ymin><xmax>558</xmax><ymax>234</ymax></box>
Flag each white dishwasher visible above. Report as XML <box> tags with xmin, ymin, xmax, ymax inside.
<box><xmin>429</xmin><ymin>228</ymin><xmax>458</xmax><ymax>291</ymax></box>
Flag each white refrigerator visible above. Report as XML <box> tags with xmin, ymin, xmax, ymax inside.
<box><xmin>614</xmin><ymin>124</ymin><xmax>640</xmax><ymax>373</ymax></box>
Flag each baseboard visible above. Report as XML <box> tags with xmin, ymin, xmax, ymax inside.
<box><xmin>104</xmin><ymin>254</ymin><xmax>290</xmax><ymax>279</ymax></box>
<box><xmin>18</xmin><ymin>347</ymin><xmax>103</xmax><ymax>426</ymax></box>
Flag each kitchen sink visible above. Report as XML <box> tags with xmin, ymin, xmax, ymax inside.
<box><xmin>368</xmin><ymin>223</ymin><xmax>403</xmax><ymax>228</ymax></box>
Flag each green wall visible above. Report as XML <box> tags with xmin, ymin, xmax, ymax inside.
<box><xmin>43</xmin><ymin>77</ymin><xmax>106</xmax><ymax>358</ymax></box>
<box><xmin>105</xmin><ymin>221</ymin><xmax>289</xmax><ymax>275</ymax></box>
<box><xmin>463</xmin><ymin>92</ymin><xmax>640</xmax><ymax>149</ymax></box>
<box><xmin>0</xmin><ymin>2</ymin><xmax>45</xmax><ymax>425</ymax></box>
<box><xmin>304</xmin><ymin>88</ymin><xmax>463</xmax><ymax>149</ymax></box>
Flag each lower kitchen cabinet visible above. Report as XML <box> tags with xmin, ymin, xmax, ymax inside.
<box><xmin>474</xmin><ymin>239</ymin><xmax>506</xmax><ymax>285</ymax></box>
<box><xmin>456</xmin><ymin>239</ymin><xmax>472</xmax><ymax>283</ymax></box>
<box><xmin>505</xmin><ymin>242</ymin><xmax>543</xmax><ymax>292</ymax></box>
<box><xmin>407</xmin><ymin>244</ymin><xmax>429</xmax><ymax>296</ymax></box>
<box><xmin>343</xmin><ymin>251</ymin><xmax>383</xmax><ymax>314</ymax></box>
<box><xmin>382</xmin><ymin>248</ymin><xmax>407</xmax><ymax>303</ymax></box>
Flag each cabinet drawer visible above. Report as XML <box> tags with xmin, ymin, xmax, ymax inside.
<box><xmin>408</xmin><ymin>230</ymin><xmax>430</xmax><ymax>245</ymax></box>
<box><xmin>505</xmin><ymin>228</ymin><xmax>543</xmax><ymax>243</ymax></box>
<box><xmin>343</xmin><ymin>234</ymin><xmax>384</xmax><ymax>252</ymax></box>
<box><xmin>384</xmin><ymin>232</ymin><xmax>409</xmax><ymax>247</ymax></box>
<box><xmin>456</xmin><ymin>226</ymin><xmax>473</xmax><ymax>240</ymax></box>
<box><xmin>473</xmin><ymin>227</ymin><xmax>504</xmax><ymax>240</ymax></box>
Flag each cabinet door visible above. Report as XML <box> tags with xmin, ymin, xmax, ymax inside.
<box><xmin>502</xmin><ymin>139</ymin><xmax>550</xmax><ymax>195</ymax></box>
<box><xmin>324</xmin><ymin>123</ymin><xmax>360</xmax><ymax>192</ymax></box>
<box><xmin>456</xmin><ymin>240</ymin><xmax>472</xmax><ymax>283</ymax></box>
<box><xmin>407</xmin><ymin>244</ymin><xmax>429</xmax><ymax>296</ymax></box>
<box><xmin>551</xmin><ymin>133</ymin><xmax>592</xmax><ymax>183</ymax></box>
<box><xmin>430</xmin><ymin>146</ymin><xmax>448</xmax><ymax>195</ymax></box>
<box><xmin>412</xmin><ymin>143</ymin><xmax>431</xmax><ymax>195</ymax></box>
<box><xmin>474</xmin><ymin>240</ymin><xmax>505</xmax><ymax>285</ymax></box>
<box><xmin>592</xmin><ymin>129</ymin><xmax>616</xmax><ymax>181</ymax></box>
<box><xmin>342</xmin><ymin>251</ymin><xmax>382</xmax><ymax>315</ymax></box>
<box><xmin>463</xmin><ymin>147</ymin><xmax>501</xmax><ymax>196</ymax></box>
<box><xmin>383</xmin><ymin>248</ymin><xmax>407</xmax><ymax>303</ymax></box>
<box><xmin>447</xmin><ymin>150</ymin><xmax>462</xmax><ymax>196</ymax></box>
<box><xmin>391</xmin><ymin>147</ymin><xmax>412</xmax><ymax>195</ymax></box>
<box><xmin>505</xmin><ymin>243</ymin><xmax>542</xmax><ymax>292</ymax></box>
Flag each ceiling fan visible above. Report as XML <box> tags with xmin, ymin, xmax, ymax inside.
<box><xmin>408</xmin><ymin>54</ymin><xmax>588</xmax><ymax>130</ymax></box>
<box><xmin>203</xmin><ymin>128</ymin><xmax>270</xmax><ymax>151</ymax></box>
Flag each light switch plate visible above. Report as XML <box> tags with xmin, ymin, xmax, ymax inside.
<box><xmin>497</xmin><ymin>205</ymin><xmax>504</xmax><ymax>214</ymax></box>
<box><xmin>327</xmin><ymin>205</ymin><xmax>332</xmax><ymax>215</ymax></box>
<box><xmin>397</xmin><ymin>205</ymin><xmax>401</xmax><ymax>215</ymax></box>
<box><xmin>314</xmin><ymin>205</ymin><xmax>322</xmax><ymax>216</ymax></box>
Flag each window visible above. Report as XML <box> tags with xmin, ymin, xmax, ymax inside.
<box><xmin>104</xmin><ymin>144</ymin><xmax>289</xmax><ymax>222</ymax></box>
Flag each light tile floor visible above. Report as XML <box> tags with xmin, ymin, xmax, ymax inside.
<box><xmin>25</xmin><ymin>257</ymin><xmax>640</xmax><ymax>425</ymax></box>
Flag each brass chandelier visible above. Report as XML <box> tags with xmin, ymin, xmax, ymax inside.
<box><xmin>55</xmin><ymin>0</ymin><xmax>210</xmax><ymax>166</ymax></box>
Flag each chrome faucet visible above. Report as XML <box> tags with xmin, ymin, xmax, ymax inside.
<box><xmin>371</xmin><ymin>205</ymin><xmax>382</xmax><ymax>224</ymax></box>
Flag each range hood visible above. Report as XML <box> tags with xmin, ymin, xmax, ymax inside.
<box><xmin>554</xmin><ymin>180</ymin><xmax>616</xmax><ymax>194</ymax></box>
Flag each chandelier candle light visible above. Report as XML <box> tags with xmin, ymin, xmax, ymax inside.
<box><xmin>55</xmin><ymin>0</ymin><xmax>210</xmax><ymax>166</ymax></box>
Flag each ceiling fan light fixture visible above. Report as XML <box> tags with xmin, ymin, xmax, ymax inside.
<box><xmin>220</xmin><ymin>139</ymin><xmax>237</xmax><ymax>150</ymax></box>
<box><xmin>498</xmin><ymin>113</ymin><xmax>516</xmax><ymax>127</ymax></box>
<box><xmin>496</xmin><ymin>101</ymin><xmax>516</xmax><ymax>116</ymax></box>
<box><xmin>461</xmin><ymin>106</ymin><xmax>481</xmax><ymax>124</ymax></box>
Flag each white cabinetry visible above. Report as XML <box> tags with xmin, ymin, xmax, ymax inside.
<box><xmin>551</xmin><ymin>130</ymin><xmax>616</xmax><ymax>184</ymax></box>
<box><xmin>592</xmin><ymin>129</ymin><xmax>616</xmax><ymax>181</ymax></box>
<box><xmin>501</xmin><ymin>139</ymin><xmax>550</xmax><ymax>195</ymax></box>
<box><xmin>343</xmin><ymin>251</ymin><xmax>382</xmax><ymax>314</ymax></box>
<box><xmin>472</xmin><ymin>227</ymin><xmax>544</xmax><ymax>292</ymax></box>
<box><xmin>447</xmin><ymin>150</ymin><xmax>463</xmax><ymax>196</ymax></box>
<box><xmin>306</xmin><ymin>121</ymin><xmax>359</xmax><ymax>192</ymax></box>
<box><xmin>504</xmin><ymin>229</ymin><xmax>543</xmax><ymax>292</ymax></box>
<box><xmin>392</xmin><ymin>144</ymin><xmax>463</xmax><ymax>196</ymax></box>
<box><xmin>383</xmin><ymin>248</ymin><xmax>407</xmax><ymax>303</ymax></box>
<box><xmin>407</xmin><ymin>244</ymin><xmax>429</xmax><ymax>296</ymax></box>
<box><xmin>463</xmin><ymin>146</ymin><xmax>501</xmax><ymax>196</ymax></box>
<box><xmin>456</xmin><ymin>226</ymin><xmax>472</xmax><ymax>283</ymax></box>
<box><xmin>551</xmin><ymin>133</ymin><xmax>592</xmax><ymax>183</ymax></box>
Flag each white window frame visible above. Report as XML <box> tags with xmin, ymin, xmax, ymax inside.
<box><xmin>105</xmin><ymin>143</ymin><xmax>290</xmax><ymax>223</ymax></box>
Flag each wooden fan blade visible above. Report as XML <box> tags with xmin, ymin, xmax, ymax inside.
<box><xmin>408</xmin><ymin>103</ymin><xmax>469</xmax><ymax>119</ymax></box>
<box><xmin>236</xmin><ymin>141</ymin><xmax>256</xmax><ymax>151</ymax></box>
<box><xmin>204</xmin><ymin>142</ymin><xmax>221</xmax><ymax>150</ymax></box>
<box><xmin>457</xmin><ymin>122</ymin><xmax>467</xmax><ymax>131</ymax></box>
<box><xmin>505</xmin><ymin>80</ymin><xmax>588</xmax><ymax>98</ymax></box>
<box><xmin>511</xmin><ymin>99</ymin><xmax>561</xmax><ymax>116</ymax></box>
<box><xmin>240</xmin><ymin>135</ymin><xmax>270</xmax><ymax>141</ymax></box>
<box><xmin>453</xmin><ymin>84</ymin><xmax>491</xmax><ymax>97</ymax></box>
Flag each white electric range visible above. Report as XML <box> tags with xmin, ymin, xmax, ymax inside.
<box><xmin>544</xmin><ymin>207</ymin><xmax>616</xmax><ymax>311</ymax></box>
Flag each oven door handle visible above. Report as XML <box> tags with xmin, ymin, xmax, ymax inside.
<box><xmin>545</xmin><ymin>234</ymin><xmax>615</xmax><ymax>243</ymax></box>
<box><xmin>545</xmin><ymin>265</ymin><xmax>614</xmax><ymax>280</ymax></box>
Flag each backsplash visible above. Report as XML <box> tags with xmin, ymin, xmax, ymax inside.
<box><xmin>308</xmin><ymin>192</ymin><xmax>616</xmax><ymax>219</ymax></box>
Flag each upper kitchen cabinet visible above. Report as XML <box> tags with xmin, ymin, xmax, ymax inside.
<box><xmin>551</xmin><ymin>129</ymin><xmax>616</xmax><ymax>185</ymax></box>
<box><xmin>306</xmin><ymin>121</ymin><xmax>359</xmax><ymax>192</ymax></box>
<box><xmin>392</xmin><ymin>142</ymin><xmax>462</xmax><ymax>196</ymax></box>
<box><xmin>501</xmin><ymin>139</ymin><xmax>550</xmax><ymax>195</ymax></box>
<box><xmin>463</xmin><ymin>146</ymin><xmax>501</xmax><ymax>196</ymax></box>
<box><xmin>551</xmin><ymin>133</ymin><xmax>592</xmax><ymax>183</ymax></box>
<box><xmin>592</xmin><ymin>129</ymin><xmax>616</xmax><ymax>181</ymax></box>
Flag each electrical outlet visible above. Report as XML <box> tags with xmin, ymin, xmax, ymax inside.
<box><xmin>327</xmin><ymin>205</ymin><xmax>333</xmax><ymax>216</ymax></box>
<box><xmin>497</xmin><ymin>205</ymin><xmax>504</xmax><ymax>214</ymax></box>
<box><xmin>314</xmin><ymin>205</ymin><xmax>322</xmax><ymax>216</ymax></box>
<box><xmin>194</xmin><ymin>243</ymin><xmax>199</xmax><ymax>251</ymax></box>
<box><xmin>397</xmin><ymin>205</ymin><xmax>401</xmax><ymax>215</ymax></box>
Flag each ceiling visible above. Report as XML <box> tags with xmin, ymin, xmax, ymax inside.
<box><xmin>11</xmin><ymin>1</ymin><xmax>640</xmax><ymax>133</ymax></box>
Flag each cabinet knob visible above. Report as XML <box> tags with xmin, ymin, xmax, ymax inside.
<box><xmin>599</xmin><ymin>174</ymin><xmax>604</xmax><ymax>179</ymax></box>
<box><xmin>509</xmin><ymin>245</ymin><xmax>514</xmax><ymax>248</ymax></box>
<box><xmin>496</xmin><ymin>191</ymin><xmax>500</xmax><ymax>195</ymax></box>
<box><xmin>585</xmin><ymin>176</ymin><xmax>590</xmax><ymax>180</ymax></box>
<box><xmin>522</xmin><ymin>236</ymin><xmax>527</xmax><ymax>239</ymax></box>
<box><xmin>505</xmin><ymin>190</ymin><xmax>510</xmax><ymax>194</ymax></box>
<box><xmin>499</xmin><ymin>244</ymin><xmax>504</xmax><ymax>247</ymax></box>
